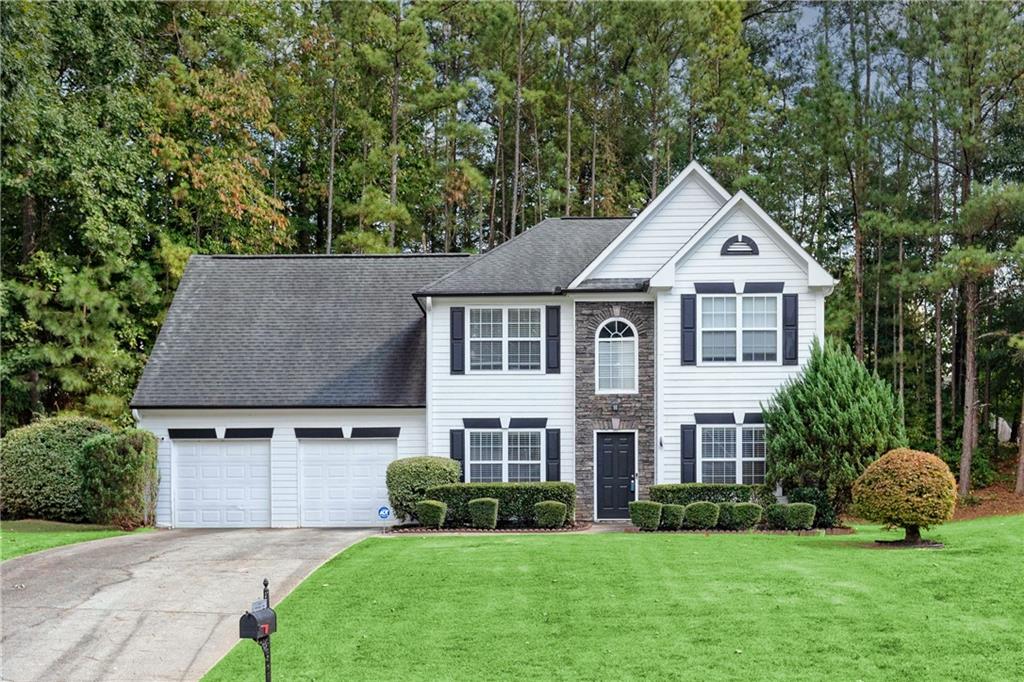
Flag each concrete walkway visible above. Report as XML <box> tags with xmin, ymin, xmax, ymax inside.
<box><xmin>1</xmin><ymin>528</ymin><xmax>373</xmax><ymax>682</ymax></box>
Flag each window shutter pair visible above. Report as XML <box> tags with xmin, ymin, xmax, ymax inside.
<box><xmin>449</xmin><ymin>427</ymin><xmax>560</xmax><ymax>482</ymax></box>
<box><xmin>449</xmin><ymin>306</ymin><xmax>561</xmax><ymax>374</ymax></box>
<box><xmin>680</xmin><ymin>293</ymin><xmax>799</xmax><ymax>365</ymax></box>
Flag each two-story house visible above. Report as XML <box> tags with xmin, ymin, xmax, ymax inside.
<box><xmin>132</xmin><ymin>162</ymin><xmax>835</xmax><ymax>527</ymax></box>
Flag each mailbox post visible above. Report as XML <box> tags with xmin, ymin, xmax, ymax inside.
<box><xmin>239</xmin><ymin>578</ymin><xmax>277</xmax><ymax>682</ymax></box>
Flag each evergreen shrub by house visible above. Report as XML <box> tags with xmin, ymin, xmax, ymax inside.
<box><xmin>765</xmin><ymin>504</ymin><xmax>788</xmax><ymax>530</ymax></box>
<box><xmin>853</xmin><ymin>448</ymin><xmax>957</xmax><ymax>543</ymax></box>
<box><xmin>788</xmin><ymin>487</ymin><xmax>838</xmax><ymax>528</ymax></box>
<box><xmin>683</xmin><ymin>501</ymin><xmax>720</xmax><ymax>529</ymax></box>
<box><xmin>386</xmin><ymin>457</ymin><xmax>461</xmax><ymax>522</ymax></box>
<box><xmin>0</xmin><ymin>416</ymin><xmax>112</xmax><ymax>521</ymax></box>
<box><xmin>415</xmin><ymin>500</ymin><xmax>447</xmax><ymax>528</ymax></box>
<box><xmin>660</xmin><ymin>504</ymin><xmax>686</xmax><ymax>530</ymax></box>
<box><xmin>730</xmin><ymin>503</ymin><xmax>763</xmax><ymax>530</ymax></box>
<box><xmin>649</xmin><ymin>483</ymin><xmax>754</xmax><ymax>506</ymax></box>
<box><xmin>763</xmin><ymin>339</ymin><xmax>907</xmax><ymax>519</ymax></box>
<box><xmin>716</xmin><ymin>502</ymin><xmax>737</xmax><ymax>529</ymax></box>
<box><xmin>628</xmin><ymin>501</ymin><xmax>662</xmax><ymax>531</ymax></box>
<box><xmin>468</xmin><ymin>498</ymin><xmax>499</xmax><ymax>529</ymax></box>
<box><xmin>533</xmin><ymin>501</ymin><xmax>567</xmax><ymax>528</ymax></box>
<box><xmin>784</xmin><ymin>503</ymin><xmax>817</xmax><ymax>530</ymax></box>
<box><xmin>80</xmin><ymin>429</ymin><xmax>158</xmax><ymax>530</ymax></box>
<box><xmin>426</xmin><ymin>482</ymin><xmax>575</xmax><ymax>527</ymax></box>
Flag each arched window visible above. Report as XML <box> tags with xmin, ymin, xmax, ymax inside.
<box><xmin>596</xmin><ymin>319</ymin><xmax>637</xmax><ymax>393</ymax></box>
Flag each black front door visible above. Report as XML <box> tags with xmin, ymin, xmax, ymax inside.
<box><xmin>596</xmin><ymin>432</ymin><xmax>635</xmax><ymax>519</ymax></box>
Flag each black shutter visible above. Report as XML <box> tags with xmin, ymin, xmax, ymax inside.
<box><xmin>681</xmin><ymin>424</ymin><xmax>696</xmax><ymax>483</ymax></box>
<box><xmin>450</xmin><ymin>307</ymin><xmax>465</xmax><ymax>374</ymax></box>
<box><xmin>545</xmin><ymin>428</ymin><xmax>560</xmax><ymax>481</ymax></box>
<box><xmin>545</xmin><ymin>305</ymin><xmax>561</xmax><ymax>374</ymax></box>
<box><xmin>450</xmin><ymin>429</ymin><xmax>466</xmax><ymax>481</ymax></box>
<box><xmin>782</xmin><ymin>294</ymin><xmax>798</xmax><ymax>365</ymax></box>
<box><xmin>681</xmin><ymin>294</ymin><xmax>697</xmax><ymax>365</ymax></box>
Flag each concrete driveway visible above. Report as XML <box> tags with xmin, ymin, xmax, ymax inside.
<box><xmin>1</xmin><ymin>527</ymin><xmax>373</xmax><ymax>682</ymax></box>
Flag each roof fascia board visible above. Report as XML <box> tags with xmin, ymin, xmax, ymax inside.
<box><xmin>568</xmin><ymin>161</ymin><xmax>731</xmax><ymax>288</ymax></box>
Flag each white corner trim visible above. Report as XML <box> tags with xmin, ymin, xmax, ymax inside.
<box><xmin>649</xmin><ymin>191</ymin><xmax>837</xmax><ymax>289</ymax></box>
<box><xmin>568</xmin><ymin>161</ymin><xmax>731</xmax><ymax>288</ymax></box>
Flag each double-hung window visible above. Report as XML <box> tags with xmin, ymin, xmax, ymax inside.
<box><xmin>467</xmin><ymin>430</ymin><xmax>544</xmax><ymax>482</ymax></box>
<box><xmin>699</xmin><ymin>424</ymin><xmax>767</xmax><ymax>484</ymax></box>
<box><xmin>468</xmin><ymin>307</ymin><xmax>542</xmax><ymax>371</ymax></box>
<box><xmin>699</xmin><ymin>295</ymin><xmax>779</xmax><ymax>363</ymax></box>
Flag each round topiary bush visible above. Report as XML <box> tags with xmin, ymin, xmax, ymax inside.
<box><xmin>683</xmin><ymin>501</ymin><xmax>720</xmax><ymax>530</ymax></box>
<box><xmin>0</xmin><ymin>416</ymin><xmax>112</xmax><ymax>522</ymax></box>
<box><xmin>386</xmin><ymin>456</ymin><xmax>461</xmax><ymax>522</ymax></box>
<box><xmin>660</xmin><ymin>503</ymin><xmax>686</xmax><ymax>530</ymax></box>
<box><xmin>534</xmin><ymin>500</ymin><xmax>568</xmax><ymax>528</ymax></box>
<box><xmin>784</xmin><ymin>503</ymin><xmax>817</xmax><ymax>530</ymax></box>
<box><xmin>730</xmin><ymin>503</ymin><xmax>763</xmax><ymax>530</ymax></box>
<box><xmin>628</xmin><ymin>500</ymin><xmax>662</xmax><ymax>531</ymax></box>
<box><xmin>415</xmin><ymin>500</ymin><xmax>447</xmax><ymax>528</ymax></box>
<box><xmin>853</xmin><ymin>447</ymin><xmax>956</xmax><ymax>544</ymax></box>
<box><xmin>468</xmin><ymin>497</ymin><xmax>499</xmax><ymax>529</ymax></box>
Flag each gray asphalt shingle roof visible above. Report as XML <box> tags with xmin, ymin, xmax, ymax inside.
<box><xmin>131</xmin><ymin>254</ymin><xmax>469</xmax><ymax>409</ymax></box>
<box><xmin>415</xmin><ymin>217</ymin><xmax>632</xmax><ymax>296</ymax></box>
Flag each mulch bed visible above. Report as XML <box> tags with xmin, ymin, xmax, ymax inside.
<box><xmin>953</xmin><ymin>482</ymin><xmax>1024</xmax><ymax>521</ymax></box>
<box><xmin>386</xmin><ymin>523</ymin><xmax>592</xmax><ymax>534</ymax></box>
<box><xmin>625</xmin><ymin>528</ymin><xmax>827</xmax><ymax>536</ymax></box>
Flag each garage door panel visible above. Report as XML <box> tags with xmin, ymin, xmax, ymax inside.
<box><xmin>175</xmin><ymin>440</ymin><xmax>271</xmax><ymax>528</ymax></box>
<box><xmin>300</xmin><ymin>439</ymin><xmax>397</xmax><ymax>527</ymax></box>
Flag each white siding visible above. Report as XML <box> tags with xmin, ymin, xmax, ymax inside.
<box><xmin>427</xmin><ymin>297</ymin><xmax>576</xmax><ymax>482</ymax></box>
<box><xmin>656</xmin><ymin>203</ymin><xmax>825</xmax><ymax>484</ymax></box>
<box><xmin>590</xmin><ymin>176</ymin><xmax>725</xmax><ymax>279</ymax></box>
<box><xmin>136</xmin><ymin>408</ymin><xmax>425</xmax><ymax>528</ymax></box>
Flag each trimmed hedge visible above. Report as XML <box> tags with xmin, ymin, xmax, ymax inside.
<box><xmin>785</xmin><ymin>503</ymin><xmax>817</xmax><ymax>530</ymax></box>
<box><xmin>0</xmin><ymin>416</ymin><xmax>112</xmax><ymax>521</ymax></box>
<box><xmin>468</xmin><ymin>498</ymin><xmax>499</xmax><ymax>529</ymax></box>
<box><xmin>80</xmin><ymin>429</ymin><xmax>158</xmax><ymax>530</ymax></box>
<box><xmin>683</xmin><ymin>501</ymin><xmax>720</xmax><ymax>529</ymax></box>
<box><xmin>788</xmin><ymin>487</ymin><xmax>838</xmax><ymax>528</ymax></box>
<box><xmin>629</xmin><ymin>501</ymin><xmax>662</xmax><ymax>531</ymax></box>
<box><xmin>765</xmin><ymin>504</ymin><xmax>788</xmax><ymax>530</ymax></box>
<box><xmin>660</xmin><ymin>504</ymin><xmax>686</xmax><ymax>530</ymax></box>
<box><xmin>415</xmin><ymin>500</ymin><xmax>447</xmax><ymax>528</ymax></box>
<box><xmin>716</xmin><ymin>502</ymin><xmax>737</xmax><ymax>529</ymax></box>
<box><xmin>426</xmin><ymin>482</ymin><xmax>575</xmax><ymax>527</ymax></box>
<box><xmin>650</xmin><ymin>483</ymin><xmax>754</xmax><ymax>506</ymax></box>
<box><xmin>534</xmin><ymin>501</ymin><xmax>567</xmax><ymax>528</ymax></box>
<box><xmin>730</xmin><ymin>503</ymin><xmax>763</xmax><ymax>530</ymax></box>
<box><xmin>386</xmin><ymin>457</ymin><xmax>461</xmax><ymax>522</ymax></box>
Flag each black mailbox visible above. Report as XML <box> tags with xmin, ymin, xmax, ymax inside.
<box><xmin>239</xmin><ymin>607</ymin><xmax>277</xmax><ymax>640</ymax></box>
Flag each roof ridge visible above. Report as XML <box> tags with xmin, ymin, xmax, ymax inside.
<box><xmin>202</xmin><ymin>253</ymin><xmax>470</xmax><ymax>259</ymax></box>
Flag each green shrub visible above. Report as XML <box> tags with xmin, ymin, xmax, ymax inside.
<box><xmin>731</xmin><ymin>503</ymin><xmax>763</xmax><ymax>530</ymax></box>
<box><xmin>415</xmin><ymin>500</ymin><xmax>447</xmax><ymax>528</ymax></box>
<box><xmin>659</xmin><ymin>503</ymin><xmax>685</xmax><ymax>530</ymax></box>
<box><xmin>386</xmin><ymin>457</ymin><xmax>461</xmax><ymax>522</ymax></box>
<box><xmin>426</xmin><ymin>482</ymin><xmax>575</xmax><ymax>527</ymax></box>
<box><xmin>650</xmin><ymin>484</ymin><xmax>754</xmax><ymax>506</ymax></box>
<box><xmin>629</xmin><ymin>501</ymin><xmax>662</xmax><ymax>531</ymax></box>
<box><xmin>468</xmin><ymin>497</ymin><xmax>499</xmax><ymax>529</ymax></box>
<box><xmin>788</xmin><ymin>487</ymin><xmax>838</xmax><ymax>528</ymax></box>
<box><xmin>683</xmin><ymin>501</ymin><xmax>720</xmax><ymax>530</ymax></box>
<box><xmin>0</xmin><ymin>416</ymin><xmax>112</xmax><ymax>521</ymax></box>
<box><xmin>853</xmin><ymin>448</ymin><xmax>957</xmax><ymax>543</ymax></box>
<box><xmin>763</xmin><ymin>339</ymin><xmax>907</xmax><ymax>515</ymax></box>
<box><xmin>533</xmin><ymin>501</ymin><xmax>568</xmax><ymax>528</ymax></box>
<box><xmin>765</xmin><ymin>504</ymin><xmax>788</xmax><ymax>530</ymax></box>
<box><xmin>716</xmin><ymin>502</ymin><xmax>737</xmax><ymax>529</ymax></box>
<box><xmin>80</xmin><ymin>429</ymin><xmax>158</xmax><ymax>530</ymax></box>
<box><xmin>784</xmin><ymin>503</ymin><xmax>817</xmax><ymax>530</ymax></box>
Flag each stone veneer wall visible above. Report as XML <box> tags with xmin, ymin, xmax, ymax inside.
<box><xmin>574</xmin><ymin>301</ymin><xmax>656</xmax><ymax>521</ymax></box>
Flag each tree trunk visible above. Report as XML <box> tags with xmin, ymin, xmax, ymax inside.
<box><xmin>872</xmin><ymin>231</ymin><xmax>881</xmax><ymax>369</ymax></box>
<box><xmin>959</xmin><ymin>279</ymin><xmax>979</xmax><ymax>497</ymax></box>
<box><xmin>488</xmin><ymin>136</ymin><xmax>498</xmax><ymax>250</ymax></box>
<box><xmin>388</xmin><ymin>8</ymin><xmax>402</xmax><ymax>247</ymax></box>
<box><xmin>564</xmin><ymin>26</ymin><xmax>573</xmax><ymax>217</ymax></box>
<box><xmin>21</xmin><ymin>194</ymin><xmax>37</xmax><ymax>262</ymax></box>
<box><xmin>326</xmin><ymin>78</ymin><xmax>338</xmax><ymax>255</ymax></box>
<box><xmin>1015</xmin><ymin>383</ymin><xmax>1024</xmax><ymax>496</ymax></box>
<box><xmin>934</xmin><ymin>296</ymin><xmax>943</xmax><ymax>455</ymax></box>
<box><xmin>590</xmin><ymin>119</ymin><xmax>597</xmax><ymax>217</ymax></box>
<box><xmin>897</xmin><ymin>235</ymin><xmax>904</xmax><ymax>410</ymax></box>
<box><xmin>930</xmin><ymin>51</ymin><xmax>943</xmax><ymax>455</ymax></box>
<box><xmin>509</xmin><ymin>1</ymin><xmax>524</xmax><ymax>238</ymax></box>
<box><xmin>904</xmin><ymin>525</ymin><xmax>921</xmax><ymax>544</ymax></box>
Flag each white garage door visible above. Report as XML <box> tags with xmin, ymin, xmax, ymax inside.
<box><xmin>300</xmin><ymin>439</ymin><xmax>398</xmax><ymax>527</ymax></box>
<box><xmin>175</xmin><ymin>440</ymin><xmax>271</xmax><ymax>527</ymax></box>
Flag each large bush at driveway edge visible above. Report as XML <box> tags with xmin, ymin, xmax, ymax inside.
<box><xmin>386</xmin><ymin>457</ymin><xmax>461</xmax><ymax>522</ymax></box>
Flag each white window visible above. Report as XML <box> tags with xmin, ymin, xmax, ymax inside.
<box><xmin>469</xmin><ymin>308</ymin><xmax>503</xmax><ymax>370</ymax></box>
<box><xmin>468</xmin><ymin>431</ymin><xmax>503</xmax><ymax>482</ymax></box>
<box><xmin>699</xmin><ymin>294</ymin><xmax>780</xmax><ymax>363</ymax></box>
<box><xmin>698</xmin><ymin>424</ymin><xmax>767</xmax><ymax>485</ymax></box>
<box><xmin>507</xmin><ymin>308</ymin><xmax>542</xmax><ymax>371</ymax></box>
<box><xmin>467</xmin><ymin>429</ymin><xmax>545</xmax><ymax>483</ymax></box>
<box><xmin>596</xmin><ymin>319</ymin><xmax>637</xmax><ymax>393</ymax></box>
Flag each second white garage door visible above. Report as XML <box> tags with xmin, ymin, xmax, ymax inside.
<box><xmin>300</xmin><ymin>439</ymin><xmax>398</xmax><ymax>527</ymax></box>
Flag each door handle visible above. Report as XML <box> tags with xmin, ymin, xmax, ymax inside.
<box><xmin>629</xmin><ymin>473</ymin><xmax>637</xmax><ymax>493</ymax></box>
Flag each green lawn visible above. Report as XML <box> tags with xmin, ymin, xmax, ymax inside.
<box><xmin>0</xmin><ymin>519</ymin><xmax>146</xmax><ymax>560</ymax></box>
<box><xmin>206</xmin><ymin>516</ymin><xmax>1024</xmax><ymax>681</ymax></box>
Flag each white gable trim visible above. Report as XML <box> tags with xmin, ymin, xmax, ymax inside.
<box><xmin>649</xmin><ymin>191</ymin><xmax>837</xmax><ymax>289</ymax></box>
<box><xmin>569</xmin><ymin>161</ymin><xmax>730</xmax><ymax>288</ymax></box>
